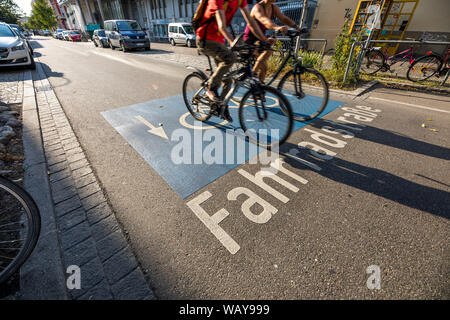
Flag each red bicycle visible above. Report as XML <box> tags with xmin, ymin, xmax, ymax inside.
<box><xmin>360</xmin><ymin>43</ymin><xmax>417</xmax><ymax>75</ymax></box>
<box><xmin>407</xmin><ymin>48</ymin><xmax>449</xmax><ymax>84</ymax></box>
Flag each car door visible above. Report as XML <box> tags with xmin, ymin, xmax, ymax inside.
<box><xmin>178</xmin><ymin>26</ymin><xmax>186</xmax><ymax>44</ymax></box>
<box><xmin>111</xmin><ymin>22</ymin><xmax>118</xmax><ymax>46</ymax></box>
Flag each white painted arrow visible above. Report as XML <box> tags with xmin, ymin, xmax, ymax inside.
<box><xmin>135</xmin><ymin>115</ymin><xmax>168</xmax><ymax>140</ymax></box>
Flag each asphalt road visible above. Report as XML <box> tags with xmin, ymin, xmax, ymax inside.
<box><xmin>30</xmin><ymin>36</ymin><xmax>449</xmax><ymax>299</ymax></box>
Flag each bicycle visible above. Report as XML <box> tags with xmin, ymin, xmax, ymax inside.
<box><xmin>360</xmin><ymin>40</ymin><xmax>419</xmax><ymax>75</ymax></box>
<box><xmin>233</xmin><ymin>29</ymin><xmax>329</xmax><ymax>122</ymax></box>
<box><xmin>407</xmin><ymin>48</ymin><xmax>450</xmax><ymax>84</ymax></box>
<box><xmin>0</xmin><ymin>175</ymin><xmax>41</xmax><ymax>285</ymax></box>
<box><xmin>182</xmin><ymin>37</ymin><xmax>294</xmax><ymax>150</ymax></box>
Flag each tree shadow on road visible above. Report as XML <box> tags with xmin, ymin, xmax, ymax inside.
<box><xmin>33</xmin><ymin>61</ymin><xmax>71</xmax><ymax>89</ymax></box>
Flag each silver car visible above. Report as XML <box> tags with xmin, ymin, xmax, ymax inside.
<box><xmin>0</xmin><ymin>22</ymin><xmax>35</xmax><ymax>69</ymax></box>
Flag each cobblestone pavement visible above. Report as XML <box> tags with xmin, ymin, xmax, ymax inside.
<box><xmin>31</xmin><ymin>61</ymin><xmax>155</xmax><ymax>299</ymax></box>
<box><xmin>0</xmin><ymin>71</ymin><xmax>24</xmax><ymax>105</ymax></box>
<box><xmin>1</xmin><ymin>64</ymin><xmax>155</xmax><ymax>299</ymax></box>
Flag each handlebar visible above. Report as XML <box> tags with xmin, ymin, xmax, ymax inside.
<box><xmin>232</xmin><ymin>41</ymin><xmax>273</xmax><ymax>52</ymax></box>
<box><xmin>274</xmin><ymin>27</ymin><xmax>309</xmax><ymax>38</ymax></box>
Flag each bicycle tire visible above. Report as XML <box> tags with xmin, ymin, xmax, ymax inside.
<box><xmin>0</xmin><ymin>177</ymin><xmax>41</xmax><ymax>284</ymax></box>
<box><xmin>407</xmin><ymin>54</ymin><xmax>443</xmax><ymax>82</ymax></box>
<box><xmin>360</xmin><ymin>49</ymin><xmax>385</xmax><ymax>75</ymax></box>
<box><xmin>239</xmin><ymin>85</ymin><xmax>293</xmax><ymax>150</ymax></box>
<box><xmin>182</xmin><ymin>72</ymin><xmax>213</xmax><ymax>122</ymax></box>
<box><xmin>277</xmin><ymin>68</ymin><xmax>329</xmax><ymax>122</ymax></box>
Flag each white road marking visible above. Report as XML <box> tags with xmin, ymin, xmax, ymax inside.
<box><xmin>369</xmin><ymin>96</ymin><xmax>450</xmax><ymax>114</ymax></box>
<box><xmin>136</xmin><ymin>115</ymin><xmax>168</xmax><ymax>139</ymax></box>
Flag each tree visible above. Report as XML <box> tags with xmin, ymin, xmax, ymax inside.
<box><xmin>0</xmin><ymin>0</ymin><xmax>22</xmax><ymax>24</ymax></box>
<box><xmin>29</xmin><ymin>0</ymin><xmax>57</xmax><ymax>30</ymax></box>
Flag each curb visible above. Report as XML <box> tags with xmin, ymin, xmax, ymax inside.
<box><xmin>19</xmin><ymin>61</ymin><xmax>155</xmax><ymax>300</ymax></box>
<box><xmin>375</xmin><ymin>79</ymin><xmax>450</xmax><ymax>94</ymax></box>
<box><xmin>20</xmin><ymin>70</ymin><xmax>69</xmax><ymax>300</ymax></box>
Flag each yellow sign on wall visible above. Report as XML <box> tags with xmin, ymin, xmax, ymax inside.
<box><xmin>350</xmin><ymin>0</ymin><xmax>419</xmax><ymax>55</ymax></box>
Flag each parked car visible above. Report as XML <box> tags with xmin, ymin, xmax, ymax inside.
<box><xmin>9</xmin><ymin>26</ymin><xmax>33</xmax><ymax>56</ymax></box>
<box><xmin>92</xmin><ymin>29</ymin><xmax>108</xmax><ymax>48</ymax></box>
<box><xmin>104</xmin><ymin>20</ymin><xmax>150</xmax><ymax>52</ymax></box>
<box><xmin>168</xmin><ymin>23</ymin><xmax>196</xmax><ymax>47</ymax></box>
<box><xmin>43</xmin><ymin>30</ymin><xmax>51</xmax><ymax>36</ymax></box>
<box><xmin>68</xmin><ymin>30</ymin><xmax>82</xmax><ymax>41</ymax></box>
<box><xmin>0</xmin><ymin>22</ymin><xmax>35</xmax><ymax>69</ymax></box>
<box><xmin>56</xmin><ymin>29</ymin><xmax>65</xmax><ymax>40</ymax></box>
<box><xmin>62</xmin><ymin>30</ymin><xmax>70</xmax><ymax>40</ymax></box>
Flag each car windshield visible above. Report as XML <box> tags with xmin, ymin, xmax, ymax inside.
<box><xmin>70</xmin><ymin>31</ymin><xmax>80</xmax><ymax>35</ymax></box>
<box><xmin>116</xmin><ymin>21</ymin><xmax>142</xmax><ymax>31</ymax></box>
<box><xmin>97</xmin><ymin>30</ymin><xmax>106</xmax><ymax>37</ymax></box>
<box><xmin>183</xmin><ymin>25</ymin><xmax>194</xmax><ymax>34</ymax></box>
<box><xmin>0</xmin><ymin>25</ymin><xmax>15</xmax><ymax>37</ymax></box>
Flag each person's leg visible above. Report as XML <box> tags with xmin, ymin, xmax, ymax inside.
<box><xmin>205</xmin><ymin>40</ymin><xmax>235</xmax><ymax>91</ymax></box>
<box><xmin>253</xmin><ymin>49</ymin><xmax>273</xmax><ymax>83</ymax></box>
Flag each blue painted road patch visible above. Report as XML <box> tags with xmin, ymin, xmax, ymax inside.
<box><xmin>102</xmin><ymin>91</ymin><xmax>345</xmax><ymax>198</ymax></box>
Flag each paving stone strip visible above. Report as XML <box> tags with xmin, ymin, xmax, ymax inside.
<box><xmin>19</xmin><ymin>62</ymin><xmax>155</xmax><ymax>300</ymax></box>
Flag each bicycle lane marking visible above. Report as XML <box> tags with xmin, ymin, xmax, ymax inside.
<box><xmin>101</xmin><ymin>92</ymin><xmax>345</xmax><ymax>199</ymax></box>
<box><xmin>186</xmin><ymin>105</ymin><xmax>383</xmax><ymax>254</ymax></box>
<box><xmin>368</xmin><ymin>96</ymin><xmax>450</xmax><ymax>114</ymax></box>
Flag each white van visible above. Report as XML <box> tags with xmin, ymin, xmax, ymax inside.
<box><xmin>168</xmin><ymin>23</ymin><xmax>196</xmax><ymax>47</ymax></box>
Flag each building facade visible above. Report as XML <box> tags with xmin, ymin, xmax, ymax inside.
<box><xmin>49</xmin><ymin>0</ymin><xmax>68</xmax><ymax>29</ymax></box>
<box><xmin>57</xmin><ymin>0</ymin><xmax>314</xmax><ymax>42</ymax></box>
<box><xmin>309</xmin><ymin>0</ymin><xmax>450</xmax><ymax>55</ymax></box>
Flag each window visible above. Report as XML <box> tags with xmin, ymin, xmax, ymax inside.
<box><xmin>116</xmin><ymin>21</ymin><xmax>142</xmax><ymax>31</ymax></box>
<box><xmin>0</xmin><ymin>24</ymin><xmax>15</xmax><ymax>37</ymax></box>
<box><xmin>183</xmin><ymin>25</ymin><xmax>194</xmax><ymax>34</ymax></box>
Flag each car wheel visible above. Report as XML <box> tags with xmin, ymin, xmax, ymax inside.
<box><xmin>170</xmin><ymin>38</ymin><xmax>176</xmax><ymax>46</ymax></box>
<box><xmin>29</xmin><ymin>56</ymin><xmax>36</xmax><ymax>70</ymax></box>
<box><xmin>187</xmin><ymin>40</ymin><xmax>193</xmax><ymax>48</ymax></box>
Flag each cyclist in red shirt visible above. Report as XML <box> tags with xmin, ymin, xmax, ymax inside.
<box><xmin>196</xmin><ymin>0</ymin><xmax>267</xmax><ymax>122</ymax></box>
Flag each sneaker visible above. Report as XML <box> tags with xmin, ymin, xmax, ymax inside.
<box><xmin>222</xmin><ymin>108</ymin><xmax>233</xmax><ymax>122</ymax></box>
<box><xmin>206</xmin><ymin>87</ymin><xmax>221</xmax><ymax>103</ymax></box>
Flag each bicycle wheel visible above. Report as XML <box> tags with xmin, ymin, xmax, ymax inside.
<box><xmin>182</xmin><ymin>72</ymin><xmax>213</xmax><ymax>121</ymax></box>
<box><xmin>278</xmin><ymin>68</ymin><xmax>329</xmax><ymax>122</ymax></box>
<box><xmin>407</xmin><ymin>54</ymin><xmax>443</xmax><ymax>82</ymax></box>
<box><xmin>0</xmin><ymin>177</ymin><xmax>41</xmax><ymax>284</ymax></box>
<box><xmin>360</xmin><ymin>50</ymin><xmax>385</xmax><ymax>75</ymax></box>
<box><xmin>239</xmin><ymin>85</ymin><xmax>293</xmax><ymax>150</ymax></box>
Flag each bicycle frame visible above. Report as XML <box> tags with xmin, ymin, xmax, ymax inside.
<box><xmin>195</xmin><ymin>54</ymin><xmax>268</xmax><ymax>120</ymax></box>
<box><xmin>265</xmin><ymin>35</ymin><xmax>299</xmax><ymax>87</ymax></box>
<box><xmin>384</xmin><ymin>47</ymin><xmax>414</xmax><ymax>67</ymax></box>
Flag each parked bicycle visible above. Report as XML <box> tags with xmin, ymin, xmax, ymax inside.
<box><xmin>234</xmin><ymin>29</ymin><xmax>329</xmax><ymax>122</ymax></box>
<box><xmin>182</xmin><ymin>38</ymin><xmax>293</xmax><ymax>150</ymax></box>
<box><xmin>361</xmin><ymin>40</ymin><xmax>449</xmax><ymax>85</ymax></box>
<box><xmin>407</xmin><ymin>48</ymin><xmax>449</xmax><ymax>84</ymax></box>
<box><xmin>0</xmin><ymin>175</ymin><xmax>41</xmax><ymax>285</ymax></box>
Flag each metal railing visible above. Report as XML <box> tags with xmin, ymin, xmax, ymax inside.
<box><xmin>343</xmin><ymin>39</ymin><xmax>450</xmax><ymax>85</ymax></box>
<box><xmin>276</xmin><ymin>37</ymin><xmax>327</xmax><ymax>56</ymax></box>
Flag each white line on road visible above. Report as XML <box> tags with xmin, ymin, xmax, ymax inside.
<box><xmin>369</xmin><ymin>96</ymin><xmax>450</xmax><ymax>114</ymax></box>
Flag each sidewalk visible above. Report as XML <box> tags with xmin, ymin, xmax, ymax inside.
<box><xmin>1</xmin><ymin>64</ymin><xmax>155</xmax><ymax>300</ymax></box>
